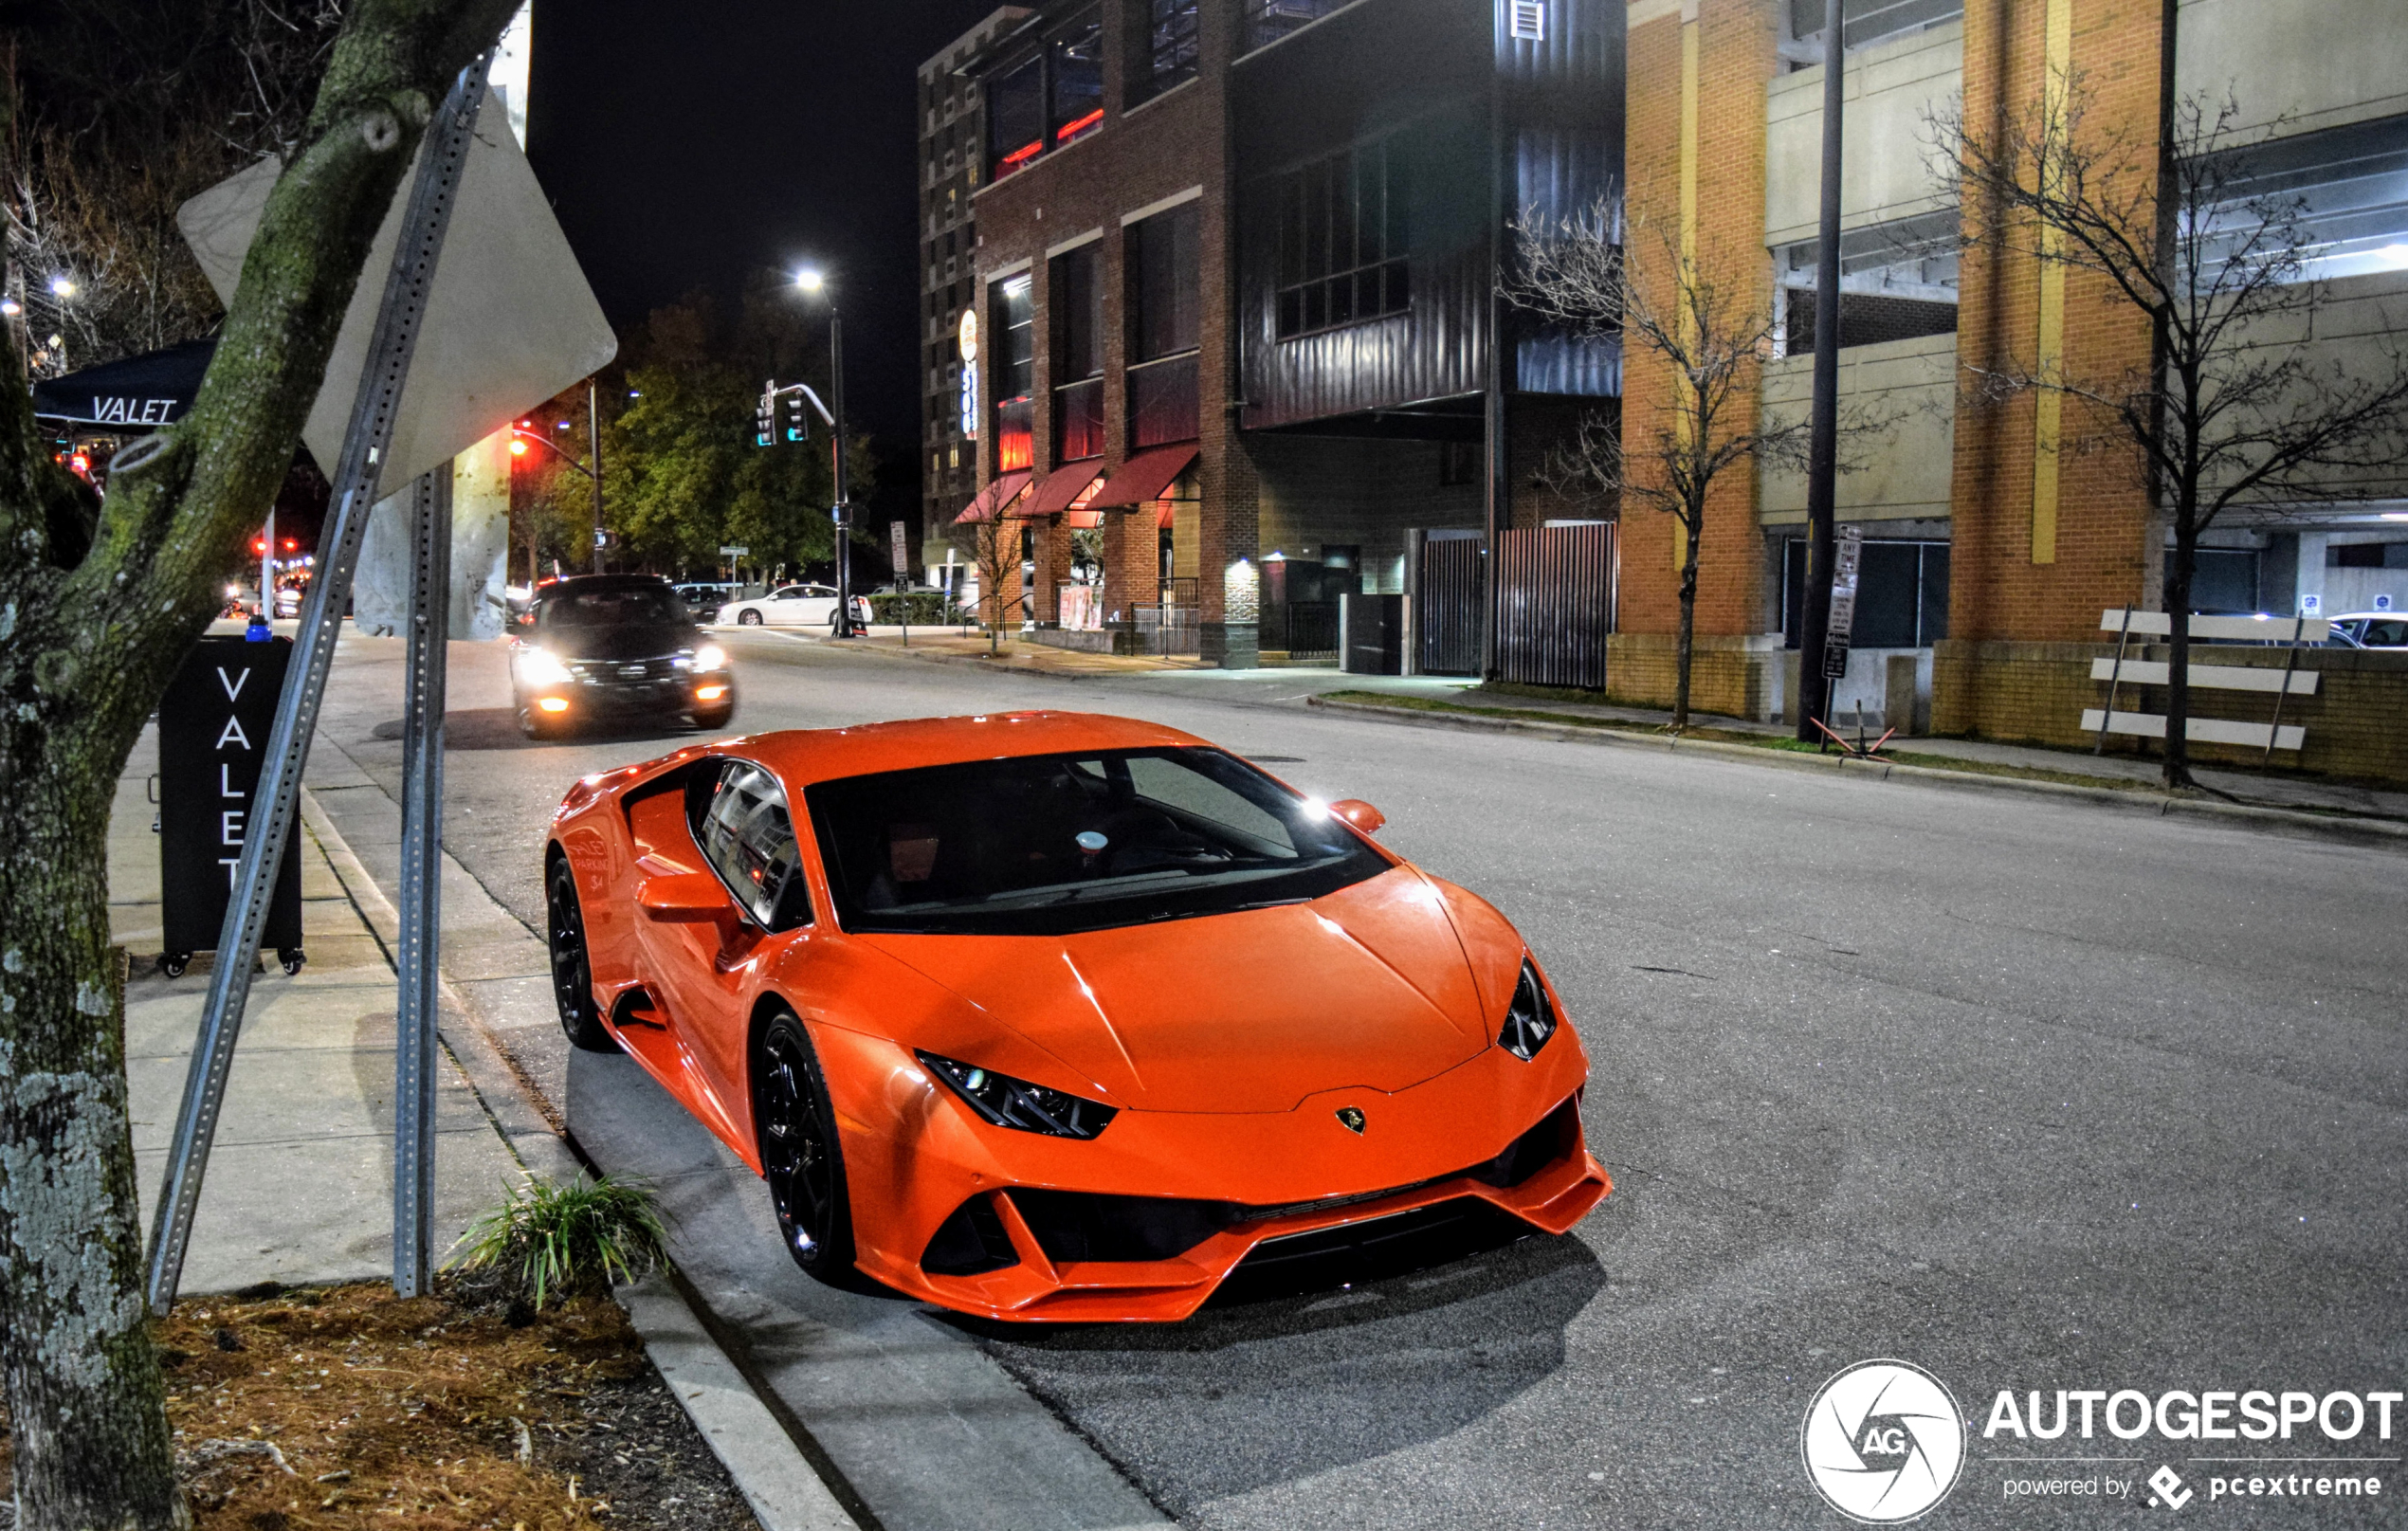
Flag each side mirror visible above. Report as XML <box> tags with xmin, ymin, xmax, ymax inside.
<box><xmin>638</xmin><ymin>869</ymin><xmax>733</xmax><ymax>920</ymax></box>
<box><xmin>1328</xmin><ymin>799</ymin><xmax>1386</xmax><ymax>835</ymax></box>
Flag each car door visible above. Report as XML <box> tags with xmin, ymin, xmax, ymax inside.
<box><xmin>658</xmin><ymin>758</ymin><xmax>812</xmax><ymax>1122</ymax></box>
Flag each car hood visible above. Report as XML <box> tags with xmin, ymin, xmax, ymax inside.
<box><xmin>535</xmin><ymin>622</ymin><xmax>701</xmax><ymax>661</ymax></box>
<box><xmin>856</xmin><ymin>867</ymin><xmax>1498</xmax><ymax>1113</ymax></box>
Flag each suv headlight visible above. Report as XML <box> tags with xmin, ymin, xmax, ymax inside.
<box><xmin>1499</xmin><ymin>960</ymin><xmax>1559</xmax><ymax>1061</ymax></box>
<box><xmin>517</xmin><ymin>647</ymin><xmax>573</xmax><ymax>686</ymax></box>
<box><xmin>916</xmin><ymin>1051</ymin><xmax>1117</xmax><ymax>1139</ymax></box>
<box><xmin>694</xmin><ymin>643</ymin><xmax>728</xmax><ymax>671</ymax></box>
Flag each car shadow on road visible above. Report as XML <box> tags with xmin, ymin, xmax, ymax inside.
<box><xmin>371</xmin><ymin>709</ymin><xmax>704</xmax><ymax>752</ymax></box>
<box><xmin>942</xmin><ymin>1216</ymin><xmax>1609</xmax><ymax>1507</ymax></box>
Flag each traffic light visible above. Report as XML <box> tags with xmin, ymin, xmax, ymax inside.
<box><xmin>780</xmin><ymin>392</ymin><xmax>811</xmax><ymax>444</ymax></box>
<box><xmin>755</xmin><ymin>389</ymin><xmax>776</xmax><ymax>448</ymax></box>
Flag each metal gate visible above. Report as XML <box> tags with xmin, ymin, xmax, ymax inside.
<box><xmin>1417</xmin><ymin>537</ymin><xmax>1485</xmax><ymax>675</ymax></box>
<box><xmin>1496</xmin><ymin>523</ymin><xmax>1616</xmax><ymax>689</ymax></box>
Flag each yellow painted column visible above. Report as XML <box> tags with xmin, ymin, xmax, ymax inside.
<box><xmin>2031</xmin><ymin>0</ymin><xmax>2072</xmax><ymax>565</ymax></box>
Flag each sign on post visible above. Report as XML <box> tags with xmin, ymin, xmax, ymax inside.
<box><xmin>890</xmin><ymin>521</ymin><xmax>910</xmax><ymax>582</ymax></box>
<box><xmin>719</xmin><ymin>544</ymin><xmax>749</xmax><ymax>557</ymax></box>
<box><xmin>1822</xmin><ymin>525</ymin><xmax>1862</xmax><ymax>682</ymax></box>
<box><xmin>157</xmin><ymin>636</ymin><xmax>302</xmax><ymax>974</ymax></box>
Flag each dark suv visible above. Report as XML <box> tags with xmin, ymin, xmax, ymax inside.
<box><xmin>511</xmin><ymin>574</ymin><xmax>736</xmax><ymax>739</ymax></box>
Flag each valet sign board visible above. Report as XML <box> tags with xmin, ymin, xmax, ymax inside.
<box><xmin>176</xmin><ymin>94</ymin><xmax>617</xmax><ymax>502</ymax></box>
<box><xmin>158</xmin><ymin>636</ymin><xmax>301</xmax><ymax>957</ymax></box>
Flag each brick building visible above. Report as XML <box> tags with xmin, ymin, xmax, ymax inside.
<box><xmin>1620</xmin><ymin>0</ymin><xmax>2408</xmax><ymax>751</ymax></box>
<box><xmin>919</xmin><ymin>9</ymin><xmax>1035</xmax><ymax>565</ymax></box>
<box><xmin>955</xmin><ymin>0</ymin><xmax>1623</xmax><ymax>669</ymax></box>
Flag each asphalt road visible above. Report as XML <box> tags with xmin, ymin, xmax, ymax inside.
<box><xmin>315</xmin><ymin>628</ymin><xmax>2408</xmax><ymax>1530</ymax></box>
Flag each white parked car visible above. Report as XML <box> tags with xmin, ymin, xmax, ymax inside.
<box><xmin>715</xmin><ymin>583</ymin><xmax>843</xmax><ymax>629</ymax></box>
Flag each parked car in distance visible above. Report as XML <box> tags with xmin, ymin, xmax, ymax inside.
<box><xmin>715</xmin><ymin>583</ymin><xmax>843</xmax><ymax>629</ymax></box>
<box><xmin>675</xmin><ymin>581</ymin><xmax>742</xmax><ymax>624</ymax></box>
<box><xmin>2324</xmin><ymin>612</ymin><xmax>2408</xmax><ymax>648</ymax></box>
<box><xmin>511</xmin><ymin>574</ymin><xmax>736</xmax><ymax>739</ymax></box>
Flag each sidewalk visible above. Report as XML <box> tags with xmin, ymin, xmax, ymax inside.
<box><xmin>1307</xmin><ymin>684</ymin><xmax>2408</xmax><ymax>834</ymax></box>
<box><xmin>110</xmin><ymin>724</ymin><xmax>539</xmax><ymax>1294</ymax></box>
<box><xmin>782</xmin><ymin>625</ymin><xmax>1214</xmax><ymax>674</ymax></box>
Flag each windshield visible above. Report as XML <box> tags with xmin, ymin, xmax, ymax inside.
<box><xmin>539</xmin><ymin>585</ymin><xmax>686</xmax><ymax>628</ymax></box>
<box><xmin>806</xmin><ymin>748</ymin><xmax>1388</xmax><ymax>936</ymax></box>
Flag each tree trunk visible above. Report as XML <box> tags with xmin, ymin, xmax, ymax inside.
<box><xmin>0</xmin><ymin>683</ymin><xmax>185</xmax><ymax>1528</ymax></box>
<box><xmin>2162</xmin><ymin>536</ymin><xmax>2194</xmax><ymax>790</ymax></box>
<box><xmin>1672</xmin><ymin>519</ymin><xmax>1702</xmax><ymax>732</ymax></box>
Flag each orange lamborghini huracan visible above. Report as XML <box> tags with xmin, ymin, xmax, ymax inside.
<box><xmin>545</xmin><ymin>711</ymin><xmax>1611</xmax><ymax>1321</ymax></box>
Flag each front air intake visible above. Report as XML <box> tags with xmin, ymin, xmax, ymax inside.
<box><xmin>921</xmin><ymin>1194</ymin><xmax>1019</xmax><ymax>1277</ymax></box>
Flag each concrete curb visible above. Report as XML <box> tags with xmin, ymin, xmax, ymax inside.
<box><xmin>748</xmin><ymin>629</ymin><xmax>1201</xmax><ymax>681</ymax></box>
<box><xmin>1304</xmin><ymin>695</ymin><xmax>2408</xmax><ymax>849</ymax></box>
<box><xmin>299</xmin><ymin>789</ymin><xmax>867</xmax><ymax>1530</ymax></box>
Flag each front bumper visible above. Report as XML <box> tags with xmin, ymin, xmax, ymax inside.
<box><xmin>815</xmin><ymin>1028</ymin><xmax>1612</xmax><ymax>1321</ymax></box>
<box><xmin>520</xmin><ymin>669</ymin><xmax>733</xmax><ymax>720</ymax></box>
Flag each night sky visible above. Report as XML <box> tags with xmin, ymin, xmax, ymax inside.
<box><xmin>526</xmin><ymin>0</ymin><xmax>1007</xmax><ymax>511</ymax></box>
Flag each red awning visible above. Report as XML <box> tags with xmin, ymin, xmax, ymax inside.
<box><xmin>1158</xmin><ymin>501</ymin><xmax>1178</xmax><ymax>530</ymax></box>
<box><xmin>1025</xmin><ymin>463</ymin><xmax>1104</xmax><ymax>518</ymax></box>
<box><xmin>1062</xmin><ymin>508</ymin><xmax>1104</xmax><ymax>530</ymax></box>
<box><xmin>954</xmin><ymin>470</ymin><xmax>1031</xmax><ymax>523</ymax></box>
<box><xmin>1088</xmin><ymin>444</ymin><xmax>1197</xmax><ymax>508</ymax></box>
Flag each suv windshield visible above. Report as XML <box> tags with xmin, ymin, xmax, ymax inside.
<box><xmin>539</xmin><ymin>585</ymin><xmax>686</xmax><ymax>628</ymax></box>
<box><xmin>807</xmin><ymin>748</ymin><xmax>1388</xmax><ymax>936</ymax></box>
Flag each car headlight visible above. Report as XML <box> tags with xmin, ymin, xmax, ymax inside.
<box><xmin>916</xmin><ymin>1051</ymin><xmax>1117</xmax><ymax>1139</ymax></box>
<box><xmin>1499</xmin><ymin>960</ymin><xmax>1559</xmax><ymax>1061</ymax></box>
<box><xmin>694</xmin><ymin>643</ymin><xmax>727</xmax><ymax>671</ymax></box>
<box><xmin>517</xmin><ymin>647</ymin><xmax>574</xmax><ymax>686</ymax></box>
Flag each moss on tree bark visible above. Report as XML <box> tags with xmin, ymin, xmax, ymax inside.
<box><xmin>0</xmin><ymin>1</ymin><xmax>516</xmax><ymax>1523</ymax></box>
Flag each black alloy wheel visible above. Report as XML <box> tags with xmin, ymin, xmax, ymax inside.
<box><xmin>693</xmin><ymin>707</ymin><xmax>735</xmax><ymax>732</ymax></box>
<box><xmin>738</xmin><ymin>610</ymin><xmax>763</xmax><ymax>626</ymax></box>
<box><xmin>753</xmin><ymin>1011</ymin><xmax>855</xmax><ymax>1282</ymax></box>
<box><xmin>546</xmin><ymin>854</ymin><xmax>616</xmax><ymax>1052</ymax></box>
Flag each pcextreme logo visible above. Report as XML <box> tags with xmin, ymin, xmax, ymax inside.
<box><xmin>1801</xmin><ymin>1359</ymin><xmax>1968</xmax><ymax>1523</ymax></box>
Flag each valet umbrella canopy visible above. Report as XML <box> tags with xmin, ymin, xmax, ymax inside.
<box><xmin>31</xmin><ymin>337</ymin><xmax>218</xmax><ymax>429</ymax></box>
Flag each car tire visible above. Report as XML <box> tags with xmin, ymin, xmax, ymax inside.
<box><xmin>738</xmin><ymin>610</ymin><xmax>763</xmax><ymax>627</ymax></box>
<box><xmin>545</xmin><ymin>854</ymin><xmax>617</xmax><ymax>1053</ymax></box>
<box><xmin>693</xmin><ymin>706</ymin><xmax>735</xmax><ymax>732</ymax></box>
<box><xmin>752</xmin><ymin>1010</ymin><xmax>857</xmax><ymax>1283</ymax></box>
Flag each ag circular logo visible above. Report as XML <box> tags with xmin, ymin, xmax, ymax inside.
<box><xmin>1800</xmin><ymin>1358</ymin><xmax>1965</xmax><ymax>1523</ymax></box>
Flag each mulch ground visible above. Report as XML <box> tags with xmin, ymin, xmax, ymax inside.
<box><xmin>0</xmin><ymin>1278</ymin><xmax>762</xmax><ymax>1531</ymax></box>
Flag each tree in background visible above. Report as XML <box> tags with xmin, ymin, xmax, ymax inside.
<box><xmin>1508</xmin><ymin>208</ymin><xmax>1815</xmax><ymax>731</ymax></box>
<box><xmin>5</xmin><ymin>0</ymin><xmax>346</xmax><ymax>369</ymax></box>
<box><xmin>968</xmin><ymin>509</ymin><xmax>1026</xmax><ymax>655</ymax></box>
<box><xmin>1935</xmin><ymin>81</ymin><xmax>2408</xmax><ymax>788</ymax></box>
<box><xmin>0</xmin><ymin>4</ymin><xmax>518</xmax><ymax>1524</ymax></box>
<box><xmin>598</xmin><ymin>286</ymin><xmax>877</xmax><ymax>582</ymax></box>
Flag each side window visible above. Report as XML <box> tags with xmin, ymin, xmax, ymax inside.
<box><xmin>694</xmin><ymin>761</ymin><xmax>812</xmax><ymax>930</ymax></box>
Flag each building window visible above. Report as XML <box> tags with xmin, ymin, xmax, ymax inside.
<box><xmin>989</xmin><ymin>52</ymin><xmax>1045</xmax><ymax>178</ymax></box>
<box><xmin>1784</xmin><ymin>538</ymin><xmax>1949</xmax><ymax>647</ymax></box>
<box><xmin>992</xmin><ymin>272</ymin><xmax>1036</xmax><ymax>472</ymax></box>
<box><xmin>1774</xmin><ymin>208</ymin><xmax>1958</xmax><ymax>356</ymax></box>
<box><xmin>1508</xmin><ymin>1</ymin><xmax>1545</xmax><ymax>41</ymax></box>
<box><xmin>2195</xmin><ymin>113</ymin><xmax>2408</xmax><ymax>283</ymax></box>
<box><xmin>1052</xmin><ymin>243</ymin><xmax>1107</xmax><ymax>462</ymax></box>
<box><xmin>1275</xmin><ymin>136</ymin><xmax>1411</xmax><ymax>339</ymax></box>
<box><xmin>1787</xmin><ymin>0</ymin><xmax>1963</xmax><ymax>55</ymax></box>
<box><xmin>1050</xmin><ymin>9</ymin><xmax>1104</xmax><ymax>147</ymax></box>
<box><xmin>1127</xmin><ymin>202</ymin><xmax>1201</xmax><ymax>447</ymax></box>
<box><xmin>1244</xmin><ymin>0</ymin><xmax>1350</xmax><ymax>52</ymax></box>
<box><xmin>1131</xmin><ymin>0</ymin><xmax>1199</xmax><ymax>106</ymax></box>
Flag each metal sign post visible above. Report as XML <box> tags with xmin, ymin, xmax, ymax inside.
<box><xmin>1819</xmin><ymin>524</ymin><xmax>1863</xmax><ymax>725</ymax></box>
<box><xmin>392</xmin><ymin>467</ymin><xmax>452</xmax><ymax>1296</ymax></box>
<box><xmin>146</xmin><ymin>55</ymin><xmax>493</xmax><ymax>1314</ymax></box>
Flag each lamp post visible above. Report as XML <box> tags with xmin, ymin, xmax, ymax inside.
<box><xmin>795</xmin><ymin>268</ymin><xmax>856</xmax><ymax>637</ymax></box>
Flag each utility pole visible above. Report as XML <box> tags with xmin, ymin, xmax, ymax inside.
<box><xmin>587</xmin><ymin>375</ymin><xmax>606</xmax><ymax>573</ymax></box>
<box><xmin>1795</xmin><ymin>0</ymin><xmax>1846</xmax><ymax>743</ymax></box>
<box><xmin>829</xmin><ymin>298</ymin><xmax>855</xmax><ymax>637</ymax></box>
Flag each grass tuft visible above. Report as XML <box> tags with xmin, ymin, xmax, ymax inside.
<box><xmin>449</xmin><ymin>1173</ymin><xmax>673</xmax><ymax>1309</ymax></box>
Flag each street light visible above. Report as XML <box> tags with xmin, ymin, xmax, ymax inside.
<box><xmin>794</xmin><ymin>266</ymin><xmax>857</xmax><ymax>637</ymax></box>
<box><xmin>47</xmin><ymin>276</ymin><xmax>74</xmax><ymax>299</ymax></box>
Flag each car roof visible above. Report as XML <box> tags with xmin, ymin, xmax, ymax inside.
<box><xmin>713</xmin><ymin>711</ymin><xmax>1212</xmax><ymax>789</ymax></box>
